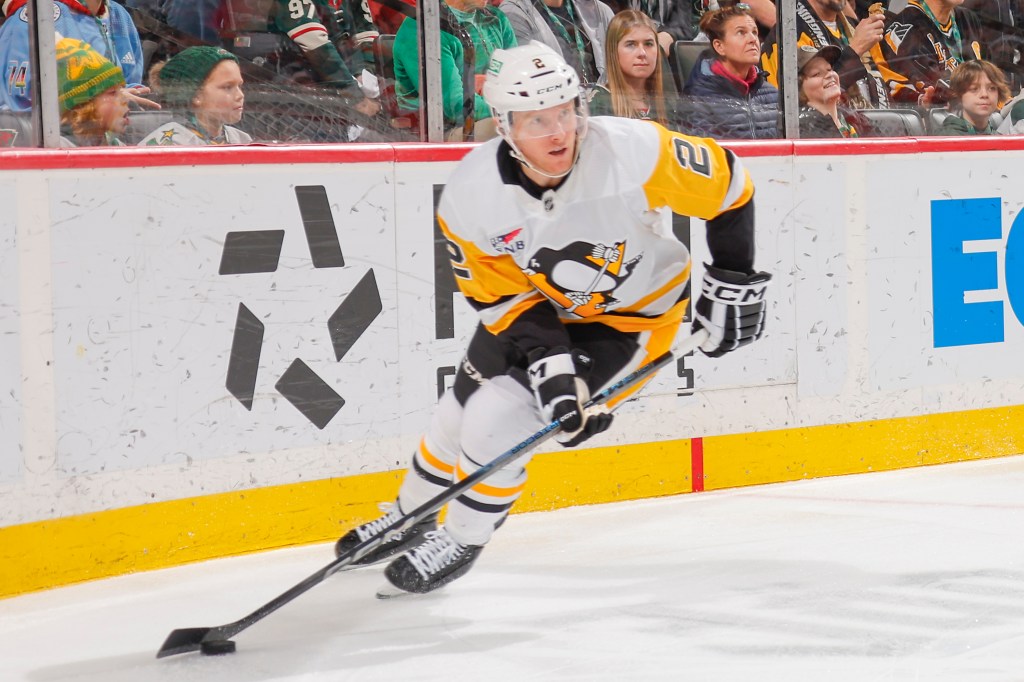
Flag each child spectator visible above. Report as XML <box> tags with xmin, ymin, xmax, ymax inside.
<box><xmin>140</xmin><ymin>46</ymin><xmax>252</xmax><ymax>145</ymax></box>
<box><xmin>681</xmin><ymin>0</ymin><xmax>779</xmax><ymax>139</ymax></box>
<box><xmin>761</xmin><ymin>0</ymin><xmax>888</xmax><ymax>110</ymax></box>
<box><xmin>588</xmin><ymin>10</ymin><xmax>675</xmax><ymax>127</ymax></box>
<box><xmin>56</xmin><ymin>37</ymin><xmax>130</xmax><ymax>147</ymax></box>
<box><xmin>938</xmin><ymin>58</ymin><xmax>1010</xmax><ymax>134</ymax></box>
<box><xmin>797</xmin><ymin>44</ymin><xmax>866</xmax><ymax>138</ymax></box>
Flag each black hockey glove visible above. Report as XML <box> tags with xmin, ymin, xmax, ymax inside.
<box><xmin>693</xmin><ymin>264</ymin><xmax>772</xmax><ymax>358</ymax></box>
<box><xmin>527</xmin><ymin>347</ymin><xmax>614</xmax><ymax>448</ymax></box>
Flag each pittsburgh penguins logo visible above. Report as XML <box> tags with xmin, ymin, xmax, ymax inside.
<box><xmin>524</xmin><ymin>240</ymin><xmax>641</xmax><ymax>317</ymax></box>
<box><xmin>885</xmin><ymin>22</ymin><xmax>913</xmax><ymax>52</ymax></box>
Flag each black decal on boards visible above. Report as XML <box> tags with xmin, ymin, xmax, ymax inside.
<box><xmin>225</xmin><ymin>303</ymin><xmax>264</xmax><ymax>410</ymax></box>
<box><xmin>295</xmin><ymin>185</ymin><xmax>345</xmax><ymax>269</ymax></box>
<box><xmin>219</xmin><ymin>186</ymin><xmax>378</xmax><ymax>429</ymax></box>
<box><xmin>219</xmin><ymin>230</ymin><xmax>285</xmax><ymax>275</ymax></box>
<box><xmin>328</xmin><ymin>269</ymin><xmax>383</xmax><ymax>362</ymax></box>
<box><xmin>275</xmin><ymin>359</ymin><xmax>346</xmax><ymax>430</ymax></box>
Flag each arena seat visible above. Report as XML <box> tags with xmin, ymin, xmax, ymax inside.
<box><xmin>123</xmin><ymin>110</ymin><xmax>176</xmax><ymax>145</ymax></box>
<box><xmin>672</xmin><ymin>41</ymin><xmax>711</xmax><ymax>92</ymax></box>
<box><xmin>856</xmin><ymin>108</ymin><xmax>926</xmax><ymax>137</ymax></box>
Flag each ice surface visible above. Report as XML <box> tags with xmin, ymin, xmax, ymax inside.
<box><xmin>3</xmin><ymin>455</ymin><xmax>1024</xmax><ymax>681</ymax></box>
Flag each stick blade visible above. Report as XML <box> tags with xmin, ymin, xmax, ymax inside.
<box><xmin>156</xmin><ymin>627</ymin><xmax>214</xmax><ymax>658</ymax></box>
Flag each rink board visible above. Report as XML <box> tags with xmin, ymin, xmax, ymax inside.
<box><xmin>2</xmin><ymin>137</ymin><xmax>1024</xmax><ymax>597</ymax></box>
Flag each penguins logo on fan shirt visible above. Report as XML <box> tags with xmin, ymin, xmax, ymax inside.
<box><xmin>524</xmin><ymin>240</ymin><xmax>641</xmax><ymax>317</ymax></box>
<box><xmin>885</xmin><ymin>22</ymin><xmax>913</xmax><ymax>52</ymax></box>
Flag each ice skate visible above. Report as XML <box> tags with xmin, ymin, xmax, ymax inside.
<box><xmin>335</xmin><ymin>503</ymin><xmax>438</xmax><ymax>566</ymax></box>
<box><xmin>381</xmin><ymin>527</ymin><xmax>483</xmax><ymax>595</ymax></box>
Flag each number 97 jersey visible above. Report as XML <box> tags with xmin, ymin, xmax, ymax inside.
<box><xmin>437</xmin><ymin>116</ymin><xmax>755</xmax><ymax>340</ymax></box>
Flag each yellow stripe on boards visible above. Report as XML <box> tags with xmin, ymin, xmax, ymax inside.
<box><xmin>0</xmin><ymin>470</ymin><xmax>404</xmax><ymax>600</ymax></box>
<box><xmin>521</xmin><ymin>439</ymin><xmax>695</xmax><ymax>512</ymax></box>
<box><xmin>2</xmin><ymin>405</ymin><xmax>1022</xmax><ymax>599</ymax></box>
<box><xmin>703</xmin><ymin>405</ymin><xmax>1024</xmax><ymax>490</ymax></box>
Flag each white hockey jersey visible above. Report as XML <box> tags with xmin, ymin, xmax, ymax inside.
<box><xmin>437</xmin><ymin>115</ymin><xmax>754</xmax><ymax>345</ymax></box>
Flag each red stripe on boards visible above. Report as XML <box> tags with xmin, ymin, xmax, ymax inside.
<box><xmin>691</xmin><ymin>437</ymin><xmax>705</xmax><ymax>493</ymax></box>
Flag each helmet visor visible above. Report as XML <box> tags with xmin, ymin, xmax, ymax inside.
<box><xmin>507</xmin><ymin>100</ymin><xmax>588</xmax><ymax>143</ymax></box>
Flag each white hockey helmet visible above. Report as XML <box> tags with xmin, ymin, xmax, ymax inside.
<box><xmin>483</xmin><ymin>42</ymin><xmax>588</xmax><ymax>176</ymax></box>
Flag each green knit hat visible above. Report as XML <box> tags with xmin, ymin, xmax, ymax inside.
<box><xmin>158</xmin><ymin>47</ymin><xmax>239</xmax><ymax>108</ymax></box>
<box><xmin>56</xmin><ymin>37</ymin><xmax>126</xmax><ymax>114</ymax></box>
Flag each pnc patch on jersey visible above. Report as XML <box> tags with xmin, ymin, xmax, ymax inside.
<box><xmin>491</xmin><ymin>228</ymin><xmax>526</xmax><ymax>255</ymax></box>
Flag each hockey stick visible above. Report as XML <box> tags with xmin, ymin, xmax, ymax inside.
<box><xmin>156</xmin><ymin>329</ymin><xmax>707</xmax><ymax>658</ymax></box>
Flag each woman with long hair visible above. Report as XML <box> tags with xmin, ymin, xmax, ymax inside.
<box><xmin>680</xmin><ymin>0</ymin><xmax>778</xmax><ymax>139</ymax></box>
<box><xmin>588</xmin><ymin>10</ymin><xmax>672</xmax><ymax>127</ymax></box>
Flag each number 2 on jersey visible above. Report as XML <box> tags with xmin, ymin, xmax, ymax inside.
<box><xmin>672</xmin><ymin>138</ymin><xmax>712</xmax><ymax>178</ymax></box>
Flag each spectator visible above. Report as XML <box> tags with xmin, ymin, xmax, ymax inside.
<box><xmin>937</xmin><ymin>58</ymin><xmax>1009</xmax><ymax>133</ymax></box>
<box><xmin>797</xmin><ymin>43</ymin><xmax>867</xmax><ymax>137</ymax></box>
<box><xmin>605</xmin><ymin>0</ymin><xmax>777</xmax><ymax>45</ymax></box>
<box><xmin>498</xmin><ymin>0</ymin><xmax>611</xmax><ymax>85</ymax></box>
<box><xmin>761</xmin><ymin>0</ymin><xmax>888</xmax><ymax>109</ymax></box>
<box><xmin>588</xmin><ymin>10</ymin><xmax>675</xmax><ymax>127</ymax></box>
<box><xmin>215</xmin><ymin>0</ymin><xmax>380</xmax><ymax>117</ymax></box>
<box><xmin>961</xmin><ymin>0</ymin><xmax>1024</xmax><ymax>91</ymax></box>
<box><xmin>996</xmin><ymin>87</ymin><xmax>1024</xmax><ymax>133</ymax></box>
<box><xmin>393</xmin><ymin>0</ymin><xmax>516</xmax><ymax>137</ymax></box>
<box><xmin>0</xmin><ymin>0</ymin><xmax>155</xmax><ymax>112</ymax></box>
<box><xmin>876</xmin><ymin>0</ymin><xmax>985</xmax><ymax>107</ymax></box>
<box><xmin>368</xmin><ymin>0</ymin><xmax>413</xmax><ymax>35</ymax></box>
<box><xmin>163</xmin><ymin>0</ymin><xmax>222</xmax><ymax>43</ymax></box>
<box><xmin>55</xmin><ymin>37</ymin><xmax>130</xmax><ymax>146</ymax></box>
<box><xmin>681</xmin><ymin>0</ymin><xmax>779</xmax><ymax>139</ymax></box>
<box><xmin>139</xmin><ymin>46</ymin><xmax>252</xmax><ymax>145</ymax></box>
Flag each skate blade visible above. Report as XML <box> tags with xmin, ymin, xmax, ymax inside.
<box><xmin>375</xmin><ymin>583</ymin><xmax>413</xmax><ymax>600</ymax></box>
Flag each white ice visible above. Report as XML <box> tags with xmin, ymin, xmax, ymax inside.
<box><xmin>3</xmin><ymin>454</ymin><xmax>1024</xmax><ymax>682</ymax></box>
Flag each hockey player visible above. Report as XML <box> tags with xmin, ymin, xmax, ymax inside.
<box><xmin>336</xmin><ymin>41</ymin><xmax>771</xmax><ymax>596</ymax></box>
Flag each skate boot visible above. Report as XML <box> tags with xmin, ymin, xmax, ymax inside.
<box><xmin>335</xmin><ymin>503</ymin><xmax>438</xmax><ymax>566</ymax></box>
<box><xmin>383</xmin><ymin>527</ymin><xmax>483</xmax><ymax>594</ymax></box>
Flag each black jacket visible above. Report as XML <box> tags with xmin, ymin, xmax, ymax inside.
<box><xmin>680</xmin><ymin>56</ymin><xmax>780</xmax><ymax>139</ymax></box>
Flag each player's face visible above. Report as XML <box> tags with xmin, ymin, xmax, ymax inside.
<box><xmin>960</xmin><ymin>72</ymin><xmax>999</xmax><ymax>128</ymax></box>
<box><xmin>800</xmin><ymin>57</ymin><xmax>842</xmax><ymax>108</ymax></box>
<box><xmin>193</xmin><ymin>60</ymin><xmax>245</xmax><ymax>128</ymax></box>
<box><xmin>712</xmin><ymin>15</ymin><xmax>761</xmax><ymax>70</ymax></box>
<box><xmin>95</xmin><ymin>86</ymin><xmax>129</xmax><ymax>135</ymax></box>
<box><xmin>617</xmin><ymin>26</ymin><xmax>658</xmax><ymax>84</ymax></box>
<box><xmin>510</xmin><ymin>101</ymin><xmax>579</xmax><ymax>185</ymax></box>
